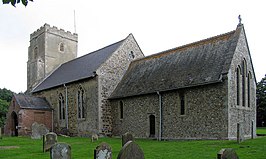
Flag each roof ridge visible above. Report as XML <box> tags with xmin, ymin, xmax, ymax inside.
<box><xmin>134</xmin><ymin>30</ymin><xmax>236</xmax><ymax>63</ymax></box>
<box><xmin>63</xmin><ymin>38</ymin><xmax>126</xmax><ymax>65</ymax></box>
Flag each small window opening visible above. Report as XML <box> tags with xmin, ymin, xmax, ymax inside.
<box><xmin>180</xmin><ymin>92</ymin><xmax>185</xmax><ymax>115</ymax></box>
<box><xmin>129</xmin><ymin>51</ymin><xmax>135</xmax><ymax>59</ymax></box>
<box><xmin>119</xmin><ymin>101</ymin><xmax>123</xmax><ymax>119</ymax></box>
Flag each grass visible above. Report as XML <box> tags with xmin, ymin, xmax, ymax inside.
<box><xmin>257</xmin><ymin>127</ymin><xmax>266</xmax><ymax>135</ymax></box>
<box><xmin>0</xmin><ymin>136</ymin><xmax>266</xmax><ymax>159</ymax></box>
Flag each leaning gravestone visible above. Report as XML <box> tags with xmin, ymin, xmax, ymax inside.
<box><xmin>117</xmin><ymin>141</ymin><xmax>144</xmax><ymax>159</ymax></box>
<box><xmin>94</xmin><ymin>142</ymin><xmax>112</xmax><ymax>159</ymax></box>
<box><xmin>31</xmin><ymin>122</ymin><xmax>49</xmax><ymax>139</ymax></box>
<box><xmin>122</xmin><ymin>132</ymin><xmax>134</xmax><ymax>146</ymax></box>
<box><xmin>50</xmin><ymin>143</ymin><xmax>71</xmax><ymax>159</ymax></box>
<box><xmin>217</xmin><ymin>148</ymin><xmax>239</xmax><ymax>159</ymax></box>
<box><xmin>43</xmin><ymin>132</ymin><xmax>58</xmax><ymax>152</ymax></box>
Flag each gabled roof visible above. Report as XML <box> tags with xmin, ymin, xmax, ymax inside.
<box><xmin>110</xmin><ymin>25</ymin><xmax>244</xmax><ymax>99</ymax></box>
<box><xmin>32</xmin><ymin>38</ymin><xmax>125</xmax><ymax>93</ymax></box>
<box><xmin>14</xmin><ymin>94</ymin><xmax>52</xmax><ymax>110</ymax></box>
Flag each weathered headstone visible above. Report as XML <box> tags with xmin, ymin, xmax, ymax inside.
<box><xmin>117</xmin><ymin>141</ymin><xmax>144</xmax><ymax>159</ymax></box>
<box><xmin>50</xmin><ymin>143</ymin><xmax>71</xmax><ymax>159</ymax></box>
<box><xmin>31</xmin><ymin>122</ymin><xmax>49</xmax><ymax>139</ymax></box>
<box><xmin>43</xmin><ymin>132</ymin><xmax>57</xmax><ymax>152</ymax></box>
<box><xmin>122</xmin><ymin>132</ymin><xmax>134</xmax><ymax>146</ymax></box>
<box><xmin>94</xmin><ymin>142</ymin><xmax>112</xmax><ymax>159</ymax></box>
<box><xmin>217</xmin><ymin>148</ymin><xmax>239</xmax><ymax>159</ymax></box>
<box><xmin>237</xmin><ymin>123</ymin><xmax>244</xmax><ymax>143</ymax></box>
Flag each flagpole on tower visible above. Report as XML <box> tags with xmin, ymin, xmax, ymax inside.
<box><xmin>74</xmin><ymin>10</ymin><xmax>77</xmax><ymax>33</ymax></box>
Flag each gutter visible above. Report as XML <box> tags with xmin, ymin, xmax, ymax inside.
<box><xmin>157</xmin><ymin>91</ymin><xmax>162</xmax><ymax>141</ymax></box>
<box><xmin>64</xmin><ymin>84</ymin><xmax>69</xmax><ymax>130</ymax></box>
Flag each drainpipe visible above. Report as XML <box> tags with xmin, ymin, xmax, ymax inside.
<box><xmin>64</xmin><ymin>84</ymin><xmax>69</xmax><ymax>130</ymax></box>
<box><xmin>52</xmin><ymin>109</ymin><xmax>54</xmax><ymax>132</ymax></box>
<box><xmin>157</xmin><ymin>91</ymin><xmax>162</xmax><ymax>141</ymax></box>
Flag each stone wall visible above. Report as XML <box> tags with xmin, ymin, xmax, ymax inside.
<box><xmin>227</xmin><ymin>27</ymin><xmax>256</xmax><ymax>139</ymax></box>
<box><xmin>111</xmin><ymin>82</ymin><xmax>229</xmax><ymax>140</ymax></box>
<box><xmin>34</xmin><ymin>77</ymin><xmax>99</xmax><ymax>136</ymax></box>
<box><xmin>97</xmin><ymin>34</ymin><xmax>144</xmax><ymax>134</ymax></box>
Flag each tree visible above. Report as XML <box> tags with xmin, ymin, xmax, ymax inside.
<box><xmin>2</xmin><ymin>0</ymin><xmax>33</xmax><ymax>7</ymax></box>
<box><xmin>0</xmin><ymin>88</ymin><xmax>13</xmax><ymax>128</ymax></box>
<box><xmin>0</xmin><ymin>99</ymin><xmax>9</xmax><ymax>128</ymax></box>
<box><xmin>0</xmin><ymin>88</ymin><xmax>13</xmax><ymax>102</ymax></box>
<box><xmin>257</xmin><ymin>74</ymin><xmax>266</xmax><ymax>127</ymax></box>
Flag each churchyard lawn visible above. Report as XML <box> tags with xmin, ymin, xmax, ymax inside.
<box><xmin>257</xmin><ymin>127</ymin><xmax>266</xmax><ymax>135</ymax></box>
<box><xmin>0</xmin><ymin>135</ymin><xmax>266</xmax><ymax>159</ymax></box>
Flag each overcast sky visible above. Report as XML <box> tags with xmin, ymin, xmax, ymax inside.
<box><xmin>0</xmin><ymin>0</ymin><xmax>265</xmax><ymax>93</ymax></box>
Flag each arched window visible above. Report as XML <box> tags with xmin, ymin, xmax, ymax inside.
<box><xmin>236</xmin><ymin>66</ymin><xmax>241</xmax><ymax>106</ymax></box>
<box><xmin>77</xmin><ymin>86</ymin><xmax>85</xmax><ymax>119</ymax></box>
<box><xmin>119</xmin><ymin>101</ymin><xmax>124</xmax><ymax>119</ymax></box>
<box><xmin>247</xmin><ymin>72</ymin><xmax>252</xmax><ymax>107</ymax></box>
<box><xmin>59</xmin><ymin>43</ymin><xmax>64</xmax><ymax>52</ymax></box>
<box><xmin>242</xmin><ymin>59</ymin><xmax>247</xmax><ymax>106</ymax></box>
<box><xmin>59</xmin><ymin>93</ymin><xmax>65</xmax><ymax>120</ymax></box>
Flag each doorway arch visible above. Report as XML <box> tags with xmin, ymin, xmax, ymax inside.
<box><xmin>149</xmin><ymin>115</ymin><xmax>155</xmax><ymax>137</ymax></box>
<box><xmin>11</xmin><ymin>112</ymin><xmax>18</xmax><ymax>136</ymax></box>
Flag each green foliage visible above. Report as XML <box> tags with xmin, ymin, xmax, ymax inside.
<box><xmin>0</xmin><ymin>88</ymin><xmax>13</xmax><ymax>102</ymax></box>
<box><xmin>0</xmin><ymin>88</ymin><xmax>13</xmax><ymax>128</ymax></box>
<box><xmin>257</xmin><ymin>74</ymin><xmax>266</xmax><ymax>127</ymax></box>
<box><xmin>0</xmin><ymin>99</ymin><xmax>9</xmax><ymax>127</ymax></box>
<box><xmin>2</xmin><ymin>0</ymin><xmax>33</xmax><ymax>7</ymax></box>
<box><xmin>0</xmin><ymin>136</ymin><xmax>266</xmax><ymax>159</ymax></box>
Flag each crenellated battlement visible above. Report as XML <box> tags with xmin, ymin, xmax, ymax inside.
<box><xmin>30</xmin><ymin>23</ymin><xmax>78</xmax><ymax>41</ymax></box>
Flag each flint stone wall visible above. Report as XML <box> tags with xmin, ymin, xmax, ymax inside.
<box><xmin>111</xmin><ymin>82</ymin><xmax>229</xmax><ymax>139</ymax></box>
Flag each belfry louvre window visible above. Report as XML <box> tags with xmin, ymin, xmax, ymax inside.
<box><xmin>59</xmin><ymin>93</ymin><xmax>65</xmax><ymax>120</ymax></box>
<box><xmin>59</xmin><ymin>43</ymin><xmax>64</xmax><ymax>52</ymax></box>
<box><xmin>77</xmin><ymin>87</ymin><xmax>85</xmax><ymax>119</ymax></box>
<box><xmin>180</xmin><ymin>92</ymin><xmax>185</xmax><ymax>115</ymax></box>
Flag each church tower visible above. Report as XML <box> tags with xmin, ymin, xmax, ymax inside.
<box><xmin>27</xmin><ymin>24</ymin><xmax>78</xmax><ymax>92</ymax></box>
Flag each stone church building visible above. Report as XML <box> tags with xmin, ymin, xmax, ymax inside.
<box><xmin>110</xmin><ymin>23</ymin><xmax>256</xmax><ymax>140</ymax></box>
<box><xmin>5</xmin><ymin>22</ymin><xmax>256</xmax><ymax>140</ymax></box>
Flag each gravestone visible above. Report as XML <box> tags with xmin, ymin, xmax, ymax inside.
<box><xmin>94</xmin><ymin>142</ymin><xmax>112</xmax><ymax>159</ymax></box>
<box><xmin>117</xmin><ymin>141</ymin><xmax>144</xmax><ymax>159</ymax></box>
<box><xmin>50</xmin><ymin>143</ymin><xmax>71</xmax><ymax>159</ymax></box>
<box><xmin>31</xmin><ymin>122</ymin><xmax>49</xmax><ymax>139</ymax></box>
<box><xmin>122</xmin><ymin>132</ymin><xmax>133</xmax><ymax>146</ymax></box>
<box><xmin>43</xmin><ymin>132</ymin><xmax>57</xmax><ymax>152</ymax></box>
<box><xmin>217</xmin><ymin>148</ymin><xmax>239</xmax><ymax>159</ymax></box>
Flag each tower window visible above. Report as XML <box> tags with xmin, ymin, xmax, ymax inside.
<box><xmin>59</xmin><ymin>43</ymin><xmax>64</xmax><ymax>52</ymax></box>
<box><xmin>33</xmin><ymin>47</ymin><xmax>38</xmax><ymax>59</ymax></box>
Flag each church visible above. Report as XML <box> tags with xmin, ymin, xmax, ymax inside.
<box><xmin>5</xmin><ymin>22</ymin><xmax>256</xmax><ymax>140</ymax></box>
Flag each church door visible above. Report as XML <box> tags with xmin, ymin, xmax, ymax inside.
<box><xmin>149</xmin><ymin>115</ymin><xmax>155</xmax><ymax>137</ymax></box>
<box><xmin>11</xmin><ymin>112</ymin><xmax>18</xmax><ymax>136</ymax></box>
